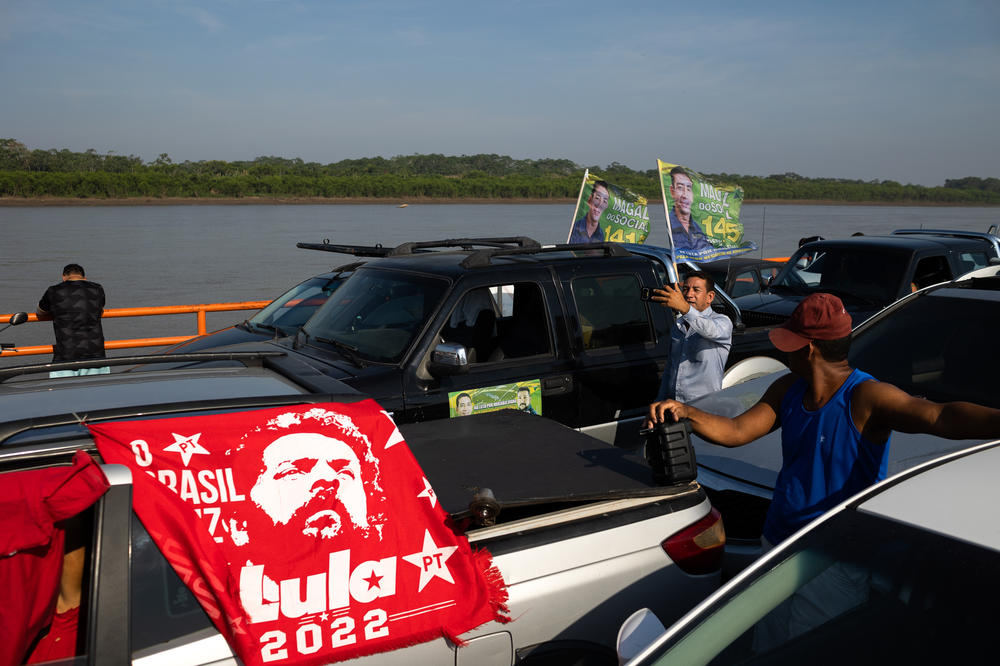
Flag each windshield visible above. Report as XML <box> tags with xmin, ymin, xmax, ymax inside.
<box><xmin>773</xmin><ymin>247</ymin><xmax>907</xmax><ymax>306</ymax></box>
<box><xmin>249</xmin><ymin>274</ymin><xmax>349</xmax><ymax>334</ymax></box>
<box><xmin>302</xmin><ymin>268</ymin><xmax>448</xmax><ymax>363</ymax></box>
<box><xmin>647</xmin><ymin>510</ymin><xmax>998</xmax><ymax>664</ymax></box>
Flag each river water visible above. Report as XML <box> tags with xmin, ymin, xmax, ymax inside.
<box><xmin>2</xmin><ymin>203</ymin><xmax>998</xmax><ymax>358</ymax></box>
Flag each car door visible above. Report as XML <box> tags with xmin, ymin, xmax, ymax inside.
<box><xmin>400</xmin><ymin>270</ymin><xmax>578</xmax><ymax>425</ymax></box>
<box><xmin>555</xmin><ymin>261</ymin><xmax>670</xmax><ymax>426</ymax></box>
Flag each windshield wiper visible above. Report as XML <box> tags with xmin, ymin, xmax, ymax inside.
<box><xmin>253</xmin><ymin>322</ymin><xmax>290</xmax><ymax>338</ymax></box>
<box><xmin>314</xmin><ymin>336</ymin><xmax>368</xmax><ymax>368</ymax></box>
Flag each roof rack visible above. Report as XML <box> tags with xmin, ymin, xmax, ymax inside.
<box><xmin>0</xmin><ymin>351</ymin><xmax>286</xmax><ymax>384</ymax></box>
<box><xmin>297</xmin><ymin>237</ymin><xmax>541</xmax><ymax>257</ymax></box>
<box><xmin>460</xmin><ymin>242</ymin><xmax>631</xmax><ymax>268</ymax></box>
<box><xmin>891</xmin><ymin>228</ymin><xmax>1000</xmax><ymax>255</ymax></box>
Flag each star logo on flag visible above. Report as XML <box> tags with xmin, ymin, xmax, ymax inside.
<box><xmin>402</xmin><ymin>529</ymin><xmax>458</xmax><ymax>592</ymax></box>
<box><xmin>163</xmin><ymin>432</ymin><xmax>210</xmax><ymax>466</ymax></box>
<box><xmin>417</xmin><ymin>477</ymin><xmax>437</xmax><ymax>508</ymax></box>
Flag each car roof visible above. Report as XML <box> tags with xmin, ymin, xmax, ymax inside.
<box><xmin>0</xmin><ymin>352</ymin><xmax>362</xmax><ymax>446</ymax></box>
<box><xmin>699</xmin><ymin>257</ymin><xmax>785</xmax><ymax>271</ymax></box>
<box><xmin>856</xmin><ymin>441</ymin><xmax>1000</xmax><ymax>551</ymax></box>
<box><xmin>354</xmin><ymin>245</ymin><xmax>645</xmax><ymax>278</ymax></box>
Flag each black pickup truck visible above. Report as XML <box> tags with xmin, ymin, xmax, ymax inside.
<box><xmin>238</xmin><ymin>237</ymin><xmax>743</xmax><ymax>428</ymax></box>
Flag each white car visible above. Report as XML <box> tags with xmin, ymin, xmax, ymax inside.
<box><xmin>0</xmin><ymin>352</ymin><xmax>724</xmax><ymax>665</ymax></box>
<box><xmin>618</xmin><ymin>437</ymin><xmax>1000</xmax><ymax>664</ymax></box>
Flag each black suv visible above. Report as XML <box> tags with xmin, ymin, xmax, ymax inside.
<box><xmin>734</xmin><ymin>228</ymin><xmax>1000</xmax><ymax>329</ymax></box>
<box><xmin>240</xmin><ymin>237</ymin><xmax>744</xmax><ymax>428</ymax></box>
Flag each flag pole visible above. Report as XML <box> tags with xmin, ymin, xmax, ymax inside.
<box><xmin>567</xmin><ymin>169</ymin><xmax>590</xmax><ymax>243</ymax></box>
<box><xmin>657</xmin><ymin>160</ymin><xmax>679</xmax><ymax>284</ymax></box>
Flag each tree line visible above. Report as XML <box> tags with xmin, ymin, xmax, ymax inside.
<box><xmin>1</xmin><ymin>139</ymin><xmax>998</xmax><ymax>204</ymax></box>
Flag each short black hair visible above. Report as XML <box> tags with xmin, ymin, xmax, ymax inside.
<box><xmin>812</xmin><ymin>335</ymin><xmax>851</xmax><ymax>362</ymax></box>
<box><xmin>456</xmin><ymin>392</ymin><xmax>472</xmax><ymax>403</ymax></box>
<box><xmin>517</xmin><ymin>387</ymin><xmax>531</xmax><ymax>395</ymax></box>
<box><xmin>683</xmin><ymin>270</ymin><xmax>716</xmax><ymax>295</ymax></box>
<box><xmin>669</xmin><ymin>166</ymin><xmax>689</xmax><ymax>184</ymax></box>
<box><xmin>591</xmin><ymin>180</ymin><xmax>610</xmax><ymax>194</ymax></box>
<box><xmin>63</xmin><ymin>263</ymin><xmax>85</xmax><ymax>277</ymax></box>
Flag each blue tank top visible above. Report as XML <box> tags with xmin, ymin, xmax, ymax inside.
<box><xmin>762</xmin><ymin>369</ymin><xmax>890</xmax><ymax>545</ymax></box>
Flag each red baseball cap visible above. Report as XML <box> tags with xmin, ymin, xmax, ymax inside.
<box><xmin>768</xmin><ymin>293</ymin><xmax>852</xmax><ymax>352</ymax></box>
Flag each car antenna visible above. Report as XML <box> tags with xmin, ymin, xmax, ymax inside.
<box><xmin>760</xmin><ymin>206</ymin><xmax>767</xmax><ymax>259</ymax></box>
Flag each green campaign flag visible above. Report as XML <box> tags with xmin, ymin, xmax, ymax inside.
<box><xmin>567</xmin><ymin>170</ymin><xmax>650</xmax><ymax>245</ymax></box>
<box><xmin>657</xmin><ymin>159</ymin><xmax>756</xmax><ymax>262</ymax></box>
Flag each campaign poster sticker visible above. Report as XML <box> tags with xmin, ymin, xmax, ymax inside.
<box><xmin>449</xmin><ymin>380</ymin><xmax>542</xmax><ymax>418</ymax></box>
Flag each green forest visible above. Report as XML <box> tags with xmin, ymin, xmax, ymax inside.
<box><xmin>2</xmin><ymin>139</ymin><xmax>998</xmax><ymax>204</ymax></box>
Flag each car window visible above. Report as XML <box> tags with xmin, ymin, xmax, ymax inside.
<box><xmin>572</xmin><ymin>275</ymin><xmax>653</xmax><ymax>349</ymax></box>
<box><xmin>849</xmin><ymin>290</ymin><xmax>1000</xmax><ymax>407</ymax></box>
<box><xmin>729</xmin><ymin>269</ymin><xmax>759</xmax><ymax>298</ymax></box>
<box><xmin>441</xmin><ymin>282</ymin><xmax>552</xmax><ymax>362</ymax></box>
<box><xmin>130</xmin><ymin>512</ymin><xmax>215</xmax><ymax>654</ymax></box>
<box><xmin>302</xmin><ymin>269</ymin><xmax>449</xmax><ymax>363</ymax></box>
<box><xmin>647</xmin><ymin>510</ymin><xmax>998</xmax><ymax>664</ymax></box>
<box><xmin>958</xmin><ymin>251</ymin><xmax>990</xmax><ymax>274</ymax></box>
<box><xmin>250</xmin><ymin>274</ymin><xmax>348</xmax><ymax>333</ymax></box>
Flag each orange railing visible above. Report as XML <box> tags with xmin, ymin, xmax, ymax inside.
<box><xmin>1</xmin><ymin>301</ymin><xmax>269</xmax><ymax>357</ymax></box>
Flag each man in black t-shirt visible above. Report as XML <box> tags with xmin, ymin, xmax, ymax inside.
<box><xmin>37</xmin><ymin>264</ymin><xmax>108</xmax><ymax>375</ymax></box>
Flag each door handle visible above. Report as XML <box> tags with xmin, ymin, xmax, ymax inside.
<box><xmin>541</xmin><ymin>375</ymin><xmax>573</xmax><ymax>395</ymax></box>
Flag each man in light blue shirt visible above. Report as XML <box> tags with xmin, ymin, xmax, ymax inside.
<box><xmin>651</xmin><ymin>271</ymin><xmax>732</xmax><ymax>403</ymax></box>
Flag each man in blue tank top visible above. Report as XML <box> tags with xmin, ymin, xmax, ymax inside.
<box><xmin>647</xmin><ymin>292</ymin><xmax>1000</xmax><ymax>545</ymax></box>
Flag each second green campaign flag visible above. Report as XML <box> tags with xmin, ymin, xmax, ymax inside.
<box><xmin>657</xmin><ymin>159</ymin><xmax>756</xmax><ymax>261</ymax></box>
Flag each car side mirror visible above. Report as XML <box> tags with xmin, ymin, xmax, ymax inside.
<box><xmin>8</xmin><ymin>312</ymin><xmax>28</xmax><ymax>326</ymax></box>
<box><xmin>428</xmin><ymin>342</ymin><xmax>471</xmax><ymax>376</ymax></box>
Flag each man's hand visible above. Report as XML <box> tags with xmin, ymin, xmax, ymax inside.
<box><xmin>650</xmin><ymin>283</ymin><xmax>689</xmax><ymax>314</ymax></box>
<box><xmin>645</xmin><ymin>399</ymin><xmax>690</xmax><ymax>429</ymax></box>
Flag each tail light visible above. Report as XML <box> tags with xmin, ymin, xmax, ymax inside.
<box><xmin>662</xmin><ymin>507</ymin><xmax>725</xmax><ymax>575</ymax></box>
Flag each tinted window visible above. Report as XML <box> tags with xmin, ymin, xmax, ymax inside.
<box><xmin>130</xmin><ymin>513</ymin><xmax>214</xmax><ymax>653</ymax></box>
<box><xmin>729</xmin><ymin>269</ymin><xmax>759</xmax><ymax>298</ymax></box>
<box><xmin>302</xmin><ymin>269</ymin><xmax>448</xmax><ymax>363</ymax></box>
<box><xmin>573</xmin><ymin>275</ymin><xmax>653</xmax><ymax>349</ymax></box>
<box><xmin>776</xmin><ymin>248</ymin><xmax>907</xmax><ymax>306</ymax></box>
<box><xmin>250</xmin><ymin>274</ymin><xmax>348</xmax><ymax>334</ymax></box>
<box><xmin>849</xmin><ymin>290</ymin><xmax>1000</xmax><ymax>407</ymax></box>
<box><xmin>649</xmin><ymin>510</ymin><xmax>998</xmax><ymax>664</ymax></box>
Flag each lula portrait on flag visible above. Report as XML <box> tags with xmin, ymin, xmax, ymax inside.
<box><xmin>567</xmin><ymin>170</ymin><xmax>650</xmax><ymax>245</ymax></box>
<box><xmin>657</xmin><ymin>159</ymin><xmax>756</xmax><ymax>261</ymax></box>
<box><xmin>88</xmin><ymin>401</ymin><xmax>508</xmax><ymax>666</ymax></box>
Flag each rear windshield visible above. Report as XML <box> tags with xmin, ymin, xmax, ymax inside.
<box><xmin>850</xmin><ymin>289</ymin><xmax>1000</xmax><ymax>407</ymax></box>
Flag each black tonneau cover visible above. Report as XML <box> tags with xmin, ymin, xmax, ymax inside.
<box><xmin>399</xmin><ymin>410</ymin><xmax>693</xmax><ymax>518</ymax></box>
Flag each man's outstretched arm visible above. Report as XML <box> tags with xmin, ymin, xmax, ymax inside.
<box><xmin>858</xmin><ymin>381</ymin><xmax>1000</xmax><ymax>443</ymax></box>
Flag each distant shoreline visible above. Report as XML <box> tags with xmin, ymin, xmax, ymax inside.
<box><xmin>0</xmin><ymin>196</ymin><xmax>995</xmax><ymax>207</ymax></box>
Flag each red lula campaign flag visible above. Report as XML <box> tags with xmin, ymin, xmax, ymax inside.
<box><xmin>88</xmin><ymin>401</ymin><xmax>508</xmax><ymax>665</ymax></box>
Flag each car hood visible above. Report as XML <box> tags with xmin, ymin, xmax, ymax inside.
<box><xmin>165</xmin><ymin>324</ymin><xmax>271</xmax><ymax>353</ymax></box>
<box><xmin>688</xmin><ymin>370</ymin><xmax>989</xmax><ymax>495</ymax></box>
<box><xmin>735</xmin><ymin>290</ymin><xmax>881</xmax><ymax>327</ymax></box>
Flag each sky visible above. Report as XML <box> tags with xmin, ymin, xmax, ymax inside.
<box><xmin>1</xmin><ymin>0</ymin><xmax>998</xmax><ymax>186</ymax></box>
